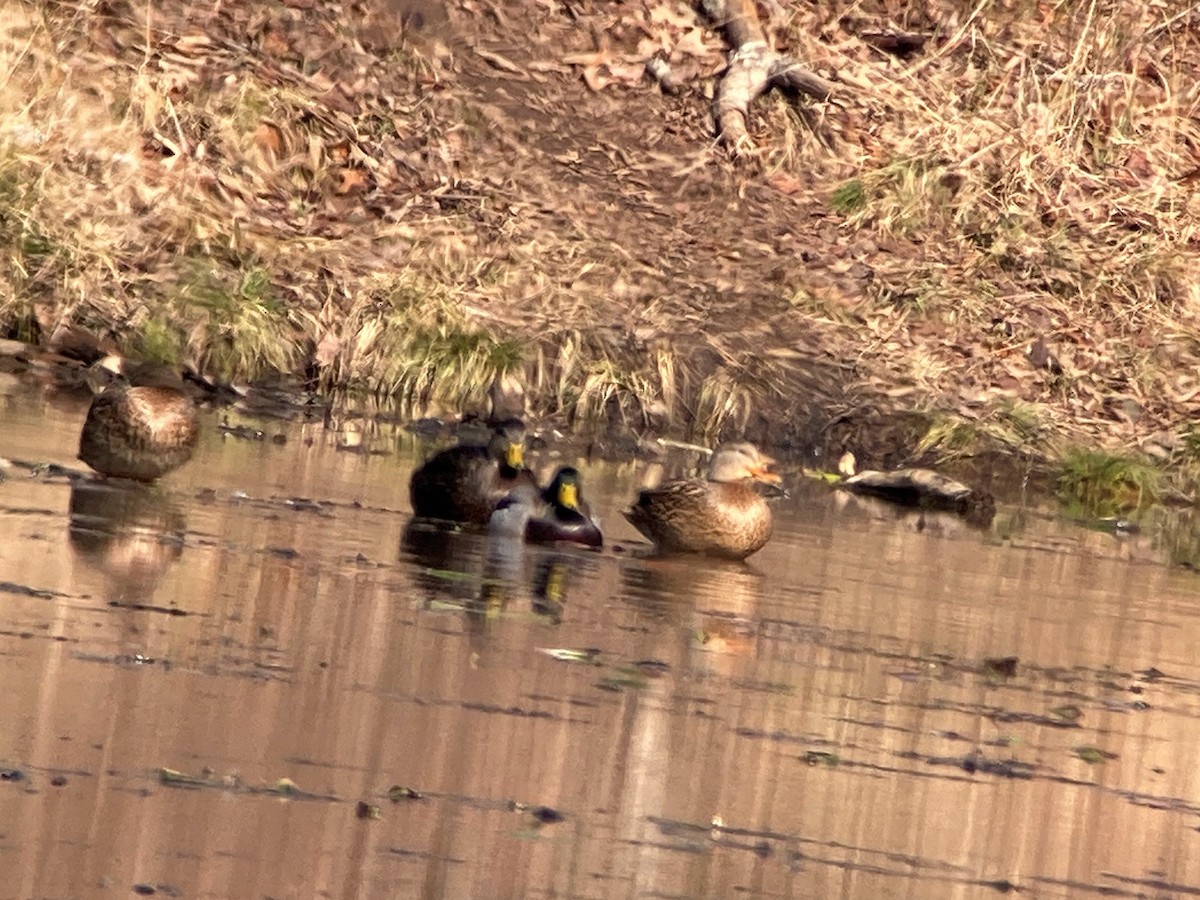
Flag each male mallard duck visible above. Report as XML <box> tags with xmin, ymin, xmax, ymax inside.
<box><xmin>489</xmin><ymin>466</ymin><xmax>603</xmax><ymax>547</ymax></box>
<box><xmin>623</xmin><ymin>442</ymin><xmax>780</xmax><ymax>560</ymax></box>
<box><xmin>409</xmin><ymin>418</ymin><xmax>536</xmax><ymax>525</ymax></box>
<box><xmin>78</xmin><ymin>383</ymin><xmax>200</xmax><ymax>481</ymax></box>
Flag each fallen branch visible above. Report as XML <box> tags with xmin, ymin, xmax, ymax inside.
<box><xmin>701</xmin><ymin>0</ymin><xmax>836</xmax><ymax>153</ymax></box>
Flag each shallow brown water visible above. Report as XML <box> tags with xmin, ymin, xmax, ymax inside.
<box><xmin>3</xmin><ymin>382</ymin><xmax>1200</xmax><ymax>900</ymax></box>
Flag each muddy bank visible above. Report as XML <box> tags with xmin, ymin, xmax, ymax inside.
<box><xmin>0</xmin><ymin>332</ymin><xmax>986</xmax><ymax>478</ymax></box>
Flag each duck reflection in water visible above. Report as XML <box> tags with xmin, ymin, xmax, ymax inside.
<box><xmin>620</xmin><ymin>553</ymin><xmax>765</xmax><ymax>677</ymax></box>
<box><xmin>399</xmin><ymin>516</ymin><xmax>531</xmax><ymax>647</ymax></box>
<box><xmin>68</xmin><ymin>479</ymin><xmax>188</xmax><ymax>603</ymax></box>
<box><xmin>531</xmin><ymin>557</ymin><xmax>571</xmax><ymax>623</ymax></box>
<box><xmin>473</xmin><ymin>520</ymin><xmax>595</xmax><ymax>637</ymax></box>
<box><xmin>400</xmin><ymin>521</ymin><xmax>594</xmax><ymax>643</ymax></box>
<box><xmin>399</xmin><ymin>518</ymin><xmax>483</xmax><ymax>607</ymax></box>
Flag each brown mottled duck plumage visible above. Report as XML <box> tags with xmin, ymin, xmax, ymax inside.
<box><xmin>78</xmin><ymin>385</ymin><xmax>200</xmax><ymax>481</ymax></box>
<box><xmin>409</xmin><ymin>418</ymin><xmax>537</xmax><ymax>525</ymax></box>
<box><xmin>623</xmin><ymin>442</ymin><xmax>780</xmax><ymax>560</ymax></box>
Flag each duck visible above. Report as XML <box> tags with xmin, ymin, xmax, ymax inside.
<box><xmin>490</xmin><ymin>466</ymin><xmax>603</xmax><ymax>547</ymax></box>
<box><xmin>409</xmin><ymin>418</ymin><xmax>537</xmax><ymax>525</ymax></box>
<box><xmin>77</xmin><ymin>360</ymin><xmax>200</xmax><ymax>482</ymax></box>
<box><xmin>623</xmin><ymin>442</ymin><xmax>780</xmax><ymax>560</ymax></box>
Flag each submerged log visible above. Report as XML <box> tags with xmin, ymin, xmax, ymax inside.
<box><xmin>839</xmin><ymin>457</ymin><xmax>996</xmax><ymax>526</ymax></box>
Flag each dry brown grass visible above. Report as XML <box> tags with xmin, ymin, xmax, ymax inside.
<box><xmin>765</xmin><ymin>0</ymin><xmax>1200</xmax><ymax>445</ymax></box>
<box><xmin>0</xmin><ymin>0</ymin><xmax>1197</xmax><ymax>474</ymax></box>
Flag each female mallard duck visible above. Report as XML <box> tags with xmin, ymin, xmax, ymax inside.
<box><xmin>623</xmin><ymin>442</ymin><xmax>780</xmax><ymax>560</ymax></box>
<box><xmin>489</xmin><ymin>466</ymin><xmax>603</xmax><ymax>547</ymax></box>
<box><xmin>78</xmin><ymin>383</ymin><xmax>200</xmax><ymax>481</ymax></box>
<box><xmin>409</xmin><ymin>418</ymin><xmax>536</xmax><ymax>525</ymax></box>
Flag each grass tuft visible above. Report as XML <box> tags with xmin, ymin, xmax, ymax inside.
<box><xmin>829</xmin><ymin>179</ymin><xmax>866</xmax><ymax>215</ymax></box>
<box><xmin>1056</xmin><ymin>448</ymin><xmax>1162</xmax><ymax>517</ymax></box>
<box><xmin>917</xmin><ymin>403</ymin><xmax>1047</xmax><ymax>462</ymax></box>
<box><xmin>179</xmin><ymin>265</ymin><xmax>300</xmax><ymax>380</ymax></box>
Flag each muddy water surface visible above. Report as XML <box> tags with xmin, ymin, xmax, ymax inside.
<box><xmin>3</xmin><ymin>383</ymin><xmax>1200</xmax><ymax>900</ymax></box>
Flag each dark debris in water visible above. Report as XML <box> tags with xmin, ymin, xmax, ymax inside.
<box><xmin>802</xmin><ymin>750</ymin><xmax>840</xmax><ymax>767</ymax></box>
<box><xmin>217</xmin><ymin>421</ymin><xmax>270</xmax><ymax>441</ymax></box>
<box><xmin>596</xmin><ymin>670</ymin><xmax>649</xmax><ymax>693</ymax></box>
<box><xmin>117</xmin><ymin>654</ymin><xmax>170</xmax><ymax>669</ymax></box>
<box><xmin>735</xmin><ymin>726</ymin><xmax>843</xmax><ymax>748</ymax></box>
<box><xmin>131</xmin><ymin>885</ymin><xmax>181</xmax><ymax>898</ymax></box>
<box><xmin>1049</xmin><ymin>704</ymin><xmax>1084</xmax><ymax>722</ymax></box>
<box><xmin>387</xmin><ymin>846</ymin><xmax>467</xmax><ymax>864</ymax></box>
<box><xmin>388</xmin><ymin>785</ymin><xmax>424</xmax><ymax>802</ymax></box>
<box><xmin>0</xmin><ymin>581</ymin><xmax>66</xmax><ymax>600</ymax></box>
<box><xmin>158</xmin><ymin>767</ymin><xmax>335</xmax><ymax>800</ymax></box>
<box><xmin>531</xmin><ymin>806</ymin><xmax>565</xmax><ymax>824</ymax></box>
<box><xmin>982</xmin><ymin>879</ymin><xmax>1021</xmax><ymax>894</ymax></box>
<box><xmin>632</xmin><ymin>659</ymin><xmax>671</xmax><ymax>676</ymax></box>
<box><xmin>955</xmin><ymin>749</ymin><xmax>1036</xmax><ymax>779</ymax></box>
<box><xmin>982</xmin><ymin>656</ymin><xmax>1019</xmax><ymax>678</ymax></box>
<box><xmin>933</xmin><ymin>701</ymin><xmax>1086</xmax><ymax>730</ymax></box>
<box><xmin>283</xmin><ymin>496</ymin><xmax>332</xmax><ymax>514</ymax></box>
<box><xmin>509</xmin><ymin>802</ymin><xmax>566</xmax><ymax>826</ymax></box>
<box><xmin>107</xmin><ymin>600</ymin><xmax>193</xmax><ymax>617</ymax></box>
<box><xmin>130</xmin><ymin>885</ymin><xmax>182</xmax><ymax>897</ymax></box>
<box><xmin>460</xmin><ymin>701</ymin><xmax>554</xmax><ymax>720</ymax></box>
<box><xmin>1073</xmin><ymin>746</ymin><xmax>1118</xmax><ymax>764</ymax></box>
<box><xmin>1</xmin><ymin>768</ymin><xmax>25</xmax><ymax>781</ymax></box>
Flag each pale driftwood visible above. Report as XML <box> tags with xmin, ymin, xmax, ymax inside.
<box><xmin>645</xmin><ymin>56</ymin><xmax>685</xmax><ymax>96</ymax></box>
<box><xmin>701</xmin><ymin>0</ymin><xmax>835</xmax><ymax>152</ymax></box>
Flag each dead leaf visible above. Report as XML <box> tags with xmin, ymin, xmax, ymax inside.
<box><xmin>581</xmin><ymin>67</ymin><xmax>612</xmax><ymax>91</ymax></box>
<box><xmin>474</xmin><ymin>47</ymin><xmax>526</xmax><ymax>76</ymax></box>
<box><xmin>767</xmin><ymin>172</ymin><xmax>804</xmax><ymax>195</ymax></box>
<box><xmin>648</xmin><ymin>2</ymin><xmax>697</xmax><ymax>29</ymax></box>
<box><xmin>1028</xmin><ymin>337</ymin><xmax>1062</xmax><ymax>374</ymax></box>
<box><xmin>260</xmin><ymin>29</ymin><xmax>291</xmax><ymax>57</ymax></box>
<box><xmin>674</xmin><ymin>28</ymin><xmax>712</xmax><ymax>58</ymax></box>
<box><xmin>255</xmin><ymin>122</ymin><xmax>284</xmax><ymax>156</ymax></box>
<box><xmin>1124</xmin><ymin>147</ymin><xmax>1153</xmax><ymax>179</ymax></box>
<box><xmin>315</xmin><ymin>333</ymin><xmax>341</xmax><ymax>367</ymax></box>
<box><xmin>563</xmin><ymin>50</ymin><xmax>611</xmax><ymax>67</ymax></box>
<box><xmin>335</xmin><ymin>168</ymin><xmax>368</xmax><ymax>195</ymax></box>
<box><xmin>328</xmin><ymin>139</ymin><xmax>351</xmax><ymax>165</ymax></box>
